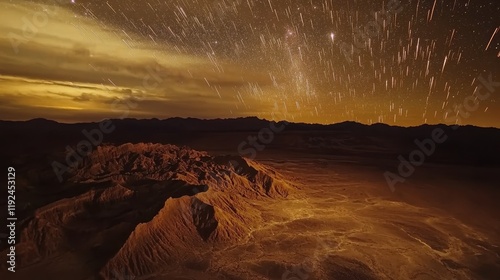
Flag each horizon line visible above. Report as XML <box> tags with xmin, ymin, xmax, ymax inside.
<box><xmin>1</xmin><ymin>116</ymin><xmax>499</xmax><ymax>130</ymax></box>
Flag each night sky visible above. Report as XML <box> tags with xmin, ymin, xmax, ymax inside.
<box><xmin>0</xmin><ymin>0</ymin><xmax>499</xmax><ymax>126</ymax></box>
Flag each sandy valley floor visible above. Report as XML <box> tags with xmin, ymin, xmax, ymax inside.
<box><xmin>156</xmin><ymin>154</ymin><xmax>500</xmax><ymax>280</ymax></box>
<box><xmin>1</xmin><ymin>142</ymin><xmax>499</xmax><ymax>280</ymax></box>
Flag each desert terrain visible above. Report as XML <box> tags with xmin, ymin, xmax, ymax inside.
<box><xmin>0</xmin><ymin>118</ymin><xmax>499</xmax><ymax>279</ymax></box>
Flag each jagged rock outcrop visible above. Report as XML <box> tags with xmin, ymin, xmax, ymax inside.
<box><xmin>11</xmin><ymin>143</ymin><xmax>294</xmax><ymax>279</ymax></box>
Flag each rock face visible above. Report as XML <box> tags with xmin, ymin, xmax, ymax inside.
<box><xmin>13</xmin><ymin>143</ymin><xmax>294</xmax><ymax>279</ymax></box>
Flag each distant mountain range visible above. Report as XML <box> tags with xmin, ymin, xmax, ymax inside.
<box><xmin>2</xmin><ymin>116</ymin><xmax>499</xmax><ymax>132</ymax></box>
<box><xmin>1</xmin><ymin>117</ymin><xmax>499</xmax><ymax>167</ymax></box>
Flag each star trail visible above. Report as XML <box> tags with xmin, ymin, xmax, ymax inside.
<box><xmin>0</xmin><ymin>0</ymin><xmax>498</xmax><ymax>126</ymax></box>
